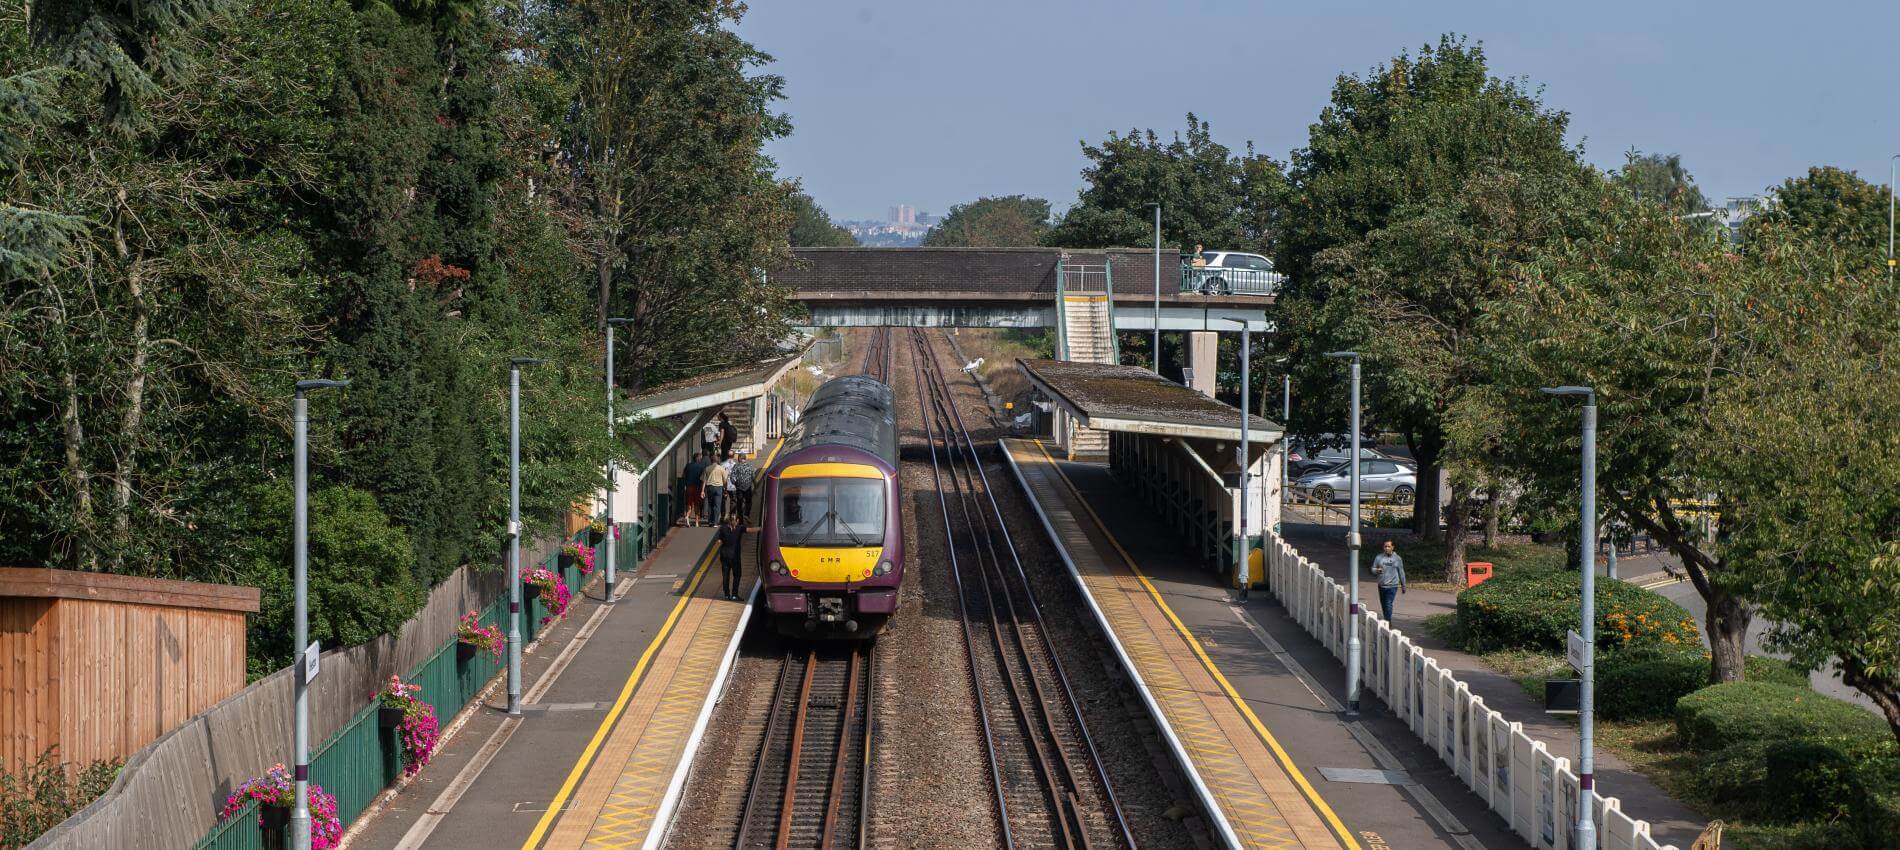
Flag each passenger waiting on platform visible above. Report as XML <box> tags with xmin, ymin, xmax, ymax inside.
<box><xmin>731</xmin><ymin>455</ymin><xmax>759</xmax><ymax>520</ymax></box>
<box><xmin>701</xmin><ymin>455</ymin><xmax>729</xmax><ymax>523</ymax></box>
<box><xmin>1372</xmin><ymin>540</ymin><xmax>1406</xmax><ymax>622</ymax></box>
<box><xmin>716</xmin><ymin>512</ymin><xmax>758</xmax><ymax>600</ymax></box>
<box><xmin>720</xmin><ymin>455</ymin><xmax>737</xmax><ymax>517</ymax></box>
<box><xmin>718</xmin><ymin>413</ymin><xmax>737</xmax><ymax>459</ymax></box>
<box><xmin>682</xmin><ymin>453</ymin><xmax>708</xmax><ymax>527</ymax></box>
<box><xmin>701</xmin><ymin>418</ymin><xmax>720</xmax><ymax>458</ymax></box>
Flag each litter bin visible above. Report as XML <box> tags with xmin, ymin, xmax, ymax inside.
<box><xmin>1465</xmin><ymin>561</ymin><xmax>1494</xmax><ymax>588</ymax></box>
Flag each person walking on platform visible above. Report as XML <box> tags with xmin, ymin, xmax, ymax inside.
<box><xmin>718</xmin><ymin>412</ymin><xmax>738</xmax><ymax>459</ymax></box>
<box><xmin>1372</xmin><ymin>539</ymin><xmax>1407</xmax><ymax>622</ymax></box>
<box><xmin>731</xmin><ymin>454</ymin><xmax>759</xmax><ymax>520</ymax></box>
<box><xmin>701</xmin><ymin>455</ymin><xmax>729</xmax><ymax>524</ymax></box>
<box><xmin>716</xmin><ymin>512</ymin><xmax>755</xmax><ymax>600</ymax></box>
<box><xmin>701</xmin><ymin>418</ymin><xmax>720</xmax><ymax>459</ymax></box>
<box><xmin>682</xmin><ymin>452</ymin><xmax>708</xmax><ymax>527</ymax></box>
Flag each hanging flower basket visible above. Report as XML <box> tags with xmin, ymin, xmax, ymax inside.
<box><xmin>563</xmin><ymin>543</ymin><xmax>597</xmax><ymax>576</ymax></box>
<box><xmin>377</xmin><ymin>675</ymin><xmax>440</xmax><ymax>777</ymax></box>
<box><xmin>525</xmin><ymin>568</ymin><xmax>571</xmax><ymax>626</ymax></box>
<box><xmin>378</xmin><ymin>706</ymin><xmax>405</xmax><ymax>728</ymax></box>
<box><xmin>220</xmin><ymin>764</ymin><xmax>343</xmax><ymax>848</ymax></box>
<box><xmin>455</xmin><ymin>611</ymin><xmax>503</xmax><ymax>663</ymax></box>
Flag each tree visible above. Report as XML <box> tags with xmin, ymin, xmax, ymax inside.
<box><xmin>1275</xmin><ymin>35</ymin><xmax>1584</xmax><ymax>552</ymax></box>
<box><xmin>1743</xmin><ymin>165</ymin><xmax>1891</xmax><ymax>265</ymax></box>
<box><xmin>1615</xmin><ymin>151</ymin><xmax>1708</xmax><ymax>215</ymax></box>
<box><xmin>788</xmin><ymin>189</ymin><xmax>854</xmax><ymax>246</ymax></box>
<box><xmin>922</xmin><ymin>195</ymin><xmax>1051</xmax><ymax>246</ymax></box>
<box><xmin>1467</xmin><ymin>186</ymin><xmax>1879</xmax><ymax>686</ymax></box>
<box><xmin>1045</xmin><ymin>114</ymin><xmax>1280</xmax><ymax>253</ymax></box>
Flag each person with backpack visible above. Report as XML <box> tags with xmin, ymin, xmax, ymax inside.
<box><xmin>718</xmin><ymin>412</ymin><xmax>738</xmax><ymax>460</ymax></box>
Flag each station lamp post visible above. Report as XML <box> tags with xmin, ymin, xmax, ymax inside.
<box><xmin>1888</xmin><ymin>154</ymin><xmax>1897</xmax><ymax>283</ymax></box>
<box><xmin>291</xmin><ymin>377</ymin><xmax>347</xmax><ymax>850</ymax></box>
<box><xmin>1150</xmin><ymin>202</ymin><xmax>1162</xmax><ymax>371</ymax></box>
<box><xmin>507</xmin><ymin>357</ymin><xmax>545</xmax><ymax>716</ymax></box>
<box><xmin>1221</xmin><ymin>320</ymin><xmax>1259</xmax><ymax>601</ymax></box>
<box><xmin>1542</xmin><ymin>384</ymin><xmax>1599</xmax><ymax>850</ymax></box>
<box><xmin>605</xmin><ymin>318</ymin><xmax>634</xmax><ymax>603</ymax></box>
<box><xmin>1323</xmin><ymin>350</ymin><xmax>1363</xmax><ymax>715</ymax></box>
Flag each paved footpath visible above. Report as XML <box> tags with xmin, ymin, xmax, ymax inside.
<box><xmin>1013</xmin><ymin>442</ymin><xmax>1524</xmax><ymax>850</ymax></box>
<box><xmin>1273</xmin><ymin>520</ymin><xmax>1706</xmax><ymax>849</ymax></box>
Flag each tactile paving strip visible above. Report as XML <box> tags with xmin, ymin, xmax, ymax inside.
<box><xmin>1005</xmin><ymin>438</ymin><xmax>1347</xmax><ymax>850</ymax></box>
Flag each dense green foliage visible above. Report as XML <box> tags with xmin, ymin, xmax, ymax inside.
<box><xmin>788</xmin><ymin>190</ymin><xmax>855</xmax><ymax>246</ymax></box>
<box><xmin>1453</xmin><ymin>568</ymin><xmax>1699</xmax><ymax>655</ymax></box>
<box><xmin>0</xmin><ymin>750</ymin><xmax>119</xmax><ymax>850</ymax></box>
<box><xmin>1046</xmin><ymin>114</ymin><xmax>1286</xmax><ymax>253</ymax></box>
<box><xmin>1676</xmin><ymin>681</ymin><xmax>1889</xmax><ymax>752</ymax></box>
<box><xmin>1596</xmin><ymin>648</ymin><xmax>1806</xmax><ymax>720</ymax></box>
<box><xmin>1742</xmin><ymin>165</ymin><xmax>1893</xmax><ymax>260</ymax></box>
<box><xmin>1272</xmin><ymin>36</ymin><xmax>1588</xmax><ymax>559</ymax></box>
<box><xmin>923</xmin><ymin>195</ymin><xmax>1052</xmax><ymax>246</ymax></box>
<box><xmin>1</xmin><ymin>0</ymin><xmax>801</xmax><ymax>671</ymax></box>
<box><xmin>1615</xmin><ymin>151</ymin><xmax>1708</xmax><ymax>214</ymax></box>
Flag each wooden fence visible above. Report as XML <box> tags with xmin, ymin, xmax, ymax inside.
<box><xmin>24</xmin><ymin>533</ymin><xmax>567</xmax><ymax>850</ymax></box>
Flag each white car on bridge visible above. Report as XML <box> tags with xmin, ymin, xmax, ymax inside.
<box><xmin>1184</xmin><ymin>251</ymin><xmax>1285</xmax><ymax>296</ymax></box>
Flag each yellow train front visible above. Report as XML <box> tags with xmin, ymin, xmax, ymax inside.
<box><xmin>757</xmin><ymin>376</ymin><xmax>901</xmax><ymax>638</ymax></box>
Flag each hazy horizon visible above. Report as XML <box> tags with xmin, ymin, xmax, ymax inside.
<box><xmin>737</xmin><ymin>1</ymin><xmax>1900</xmax><ymax>225</ymax></box>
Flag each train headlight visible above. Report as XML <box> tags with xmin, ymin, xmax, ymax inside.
<box><xmin>770</xmin><ymin>559</ymin><xmax>787</xmax><ymax>576</ymax></box>
<box><xmin>873</xmin><ymin>560</ymin><xmax>892</xmax><ymax>576</ymax></box>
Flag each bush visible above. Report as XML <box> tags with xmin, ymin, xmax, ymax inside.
<box><xmin>1454</xmin><ymin>568</ymin><xmax>1699</xmax><ymax>654</ymax></box>
<box><xmin>0</xmin><ymin>749</ymin><xmax>120</xmax><ymax>849</ymax></box>
<box><xmin>1675</xmin><ymin>681</ymin><xmax>1890</xmax><ymax>752</ymax></box>
<box><xmin>1764</xmin><ymin>736</ymin><xmax>1899</xmax><ymax>823</ymax></box>
<box><xmin>1597</xmin><ymin>649</ymin><xmax>1811</xmax><ymax>720</ymax></box>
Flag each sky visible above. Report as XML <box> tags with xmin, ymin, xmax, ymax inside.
<box><xmin>735</xmin><ymin>0</ymin><xmax>1900</xmax><ymax>224</ymax></box>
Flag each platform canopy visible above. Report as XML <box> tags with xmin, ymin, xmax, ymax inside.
<box><xmin>1018</xmin><ymin>358</ymin><xmax>1282</xmax><ymax>443</ymax></box>
<box><xmin>623</xmin><ymin>352</ymin><xmax>803</xmax><ymax>419</ymax></box>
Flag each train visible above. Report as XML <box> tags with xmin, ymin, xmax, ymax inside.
<box><xmin>757</xmin><ymin>375</ymin><xmax>902</xmax><ymax>638</ymax></box>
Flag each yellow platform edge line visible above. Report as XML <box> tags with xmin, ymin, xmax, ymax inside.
<box><xmin>522</xmin><ymin>437</ymin><xmax>784</xmax><ymax>850</ymax></box>
<box><xmin>1028</xmin><ymin>438</ymin><xmax>1362</xmax><ymax>850</ymax></box>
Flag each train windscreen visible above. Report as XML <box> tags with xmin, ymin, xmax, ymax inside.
<box><xmin>778</xmin><ymin>479</ymin><xmax>886</xmax><ymax>547</ymax></box>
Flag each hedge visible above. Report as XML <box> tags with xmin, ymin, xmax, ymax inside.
<box><xmin>1764</xmin><ymin>735</ymin><xmax>1899</xmax><ymax>823</ymax></box>
<box><xmin>1675</xmin><ymin>681</ymin><xmax>1890</xmax><ymax>752</ymax></box>
<box><xmin>1596</xmin><ymin>649</ymin><xmax>1808</xmax><ymax>720</ymax></box>
<box><xmin>1454</xmin><ymin>568</ymin><xmax>1699</xmax><ymax>655</ymax></box>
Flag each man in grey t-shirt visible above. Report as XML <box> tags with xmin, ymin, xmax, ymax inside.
<box><xmin>1371</xmin><ymin>540</ymin><xmax>1407</xmax><ymax>622</ymax></box>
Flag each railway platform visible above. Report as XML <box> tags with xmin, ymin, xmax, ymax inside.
<box><xmin>345</xmin><ymin>438</ymin><xmax>780</xmax><ymax>850</ymax></box>
<box><xmin>1003</xmin><ymin>437</ymin><xmax>1523</xmax><ymax>850</ymax></box>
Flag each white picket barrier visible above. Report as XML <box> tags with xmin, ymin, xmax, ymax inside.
<box><xmin>1263</xmin><ymin>532</ymin><xmax>1681</xmax><ymax>850</ymax></box>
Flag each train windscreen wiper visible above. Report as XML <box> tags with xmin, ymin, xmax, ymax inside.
<box><xmin>790</xmin><ymin>510</ymin><xmax>836</xmax><ymax>548</ymax></box>
<box><xmin>833</xmin><ymin>514</ymin><xmax>871</xmax><ymax>547</ymax></box>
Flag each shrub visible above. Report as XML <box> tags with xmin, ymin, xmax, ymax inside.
<box><xmin>1675</xmin><ymin>681</ymin><xmax>1889</xmax><ymax>752</ymax></box>
<box><xmin>0</xmin><ymin>750</ymin><xmax>119</xmax><ymax>849</ymax></box>
<box><xmin>1764</xmin><ymin>735</ymin><xmax>1899</xmax><ymax>823</ymax></box>
<box><xmin>1597</xmin><ymin>649</ymin><xmax>1811</xmax><ymax>720</ymax></box>
<box><xmin>1454</xmin><ymin>568</ymin><xmax>1699</xmax><ymax>654</ymax></box>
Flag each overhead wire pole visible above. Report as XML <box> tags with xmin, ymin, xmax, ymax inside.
<box><xmin>1236</xmin><ymin>322</ymin><xmax>1252</xmax><ymax>601</ymax></box>
<box><xmin>1325</xmin><ymin>350</ymin><xmax>1363</xmax><ymax>715</ymax></box>
<box><xmin>291</xmin><ymin>378</ymin><xmax>347</xmax><ymax>850</ymax></box>
<box><xmin>605</xmin><ymin>318</ymin><xmax>634</xmax><ymax>603</ymax></box>
<box><xmin>1888</xmin><ymin>154</ymin><xmax>1897</xmax><ymax>283</ymax></box>
<box><xmin>1151</xmin><ymin>202</ymin><xmax>1162</xmax><ymax>372</ymax></box>
<box><xmin>507</xmin><ymin>357</ymin><xmax>545</xmax><ymax>716</ymax></box>
<box><xmin>1543</xmin><ymin>385</ymin><xmax>1598</xmax><ymax>850</ymax></box>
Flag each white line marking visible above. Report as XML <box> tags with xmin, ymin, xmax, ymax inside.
<box><xmin>1229</xmin><ymin>605</ymin><xmax>1486</xmax><ymax>850</ymax></box>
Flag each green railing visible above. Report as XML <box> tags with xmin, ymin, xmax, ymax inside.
<box><xmin>198</xmin><ymin>522</ymin><xmax>603</xmax><ymax>849</ymax></box>
<box><xmin>1180</xmin><ymin>265</ymin><xmax>1284</xmax><ymax>296</ymax></box>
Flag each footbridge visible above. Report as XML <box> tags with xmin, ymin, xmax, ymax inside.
<box><xmin>780</xmin><ymin>246</ymin><xmax>1272</xmax><ymax>332</ymax></box>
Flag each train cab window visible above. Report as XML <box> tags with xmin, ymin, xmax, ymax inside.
<box><xmin>778</xmin><ymin>478</ymin><xmax>885</xmax><ymax>547</ymax></box>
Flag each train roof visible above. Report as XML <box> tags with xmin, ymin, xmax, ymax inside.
<box><xmin>783</xmin><ymin>375</ymin><xmax>898</xmax><ymax>467</ymax></box>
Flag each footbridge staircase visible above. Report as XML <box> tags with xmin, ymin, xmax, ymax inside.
<box><xmin>1053</xmin><ymin>254</ymin><xmax>1118</xmax><ymax>458</ymax></box>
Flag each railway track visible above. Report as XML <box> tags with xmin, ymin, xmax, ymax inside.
<box><xmin>906</xmin><ymin>328</ymin><xmax>1136</xmax><ymax>850</ymax></box>
<box><xmin>734</xmin><ymin>644</ymin><xmax>876</xmax><ymax>850</ymax></box>
<box><xmin>860</xmin><ymin>326</ymin><xmax>892</xmax><ymax>381</ymax></box>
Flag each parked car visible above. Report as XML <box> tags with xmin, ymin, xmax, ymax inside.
<box><xmin>1293</xmin><ymin>458</ymin><xmax>1418</xmax><ymax>505</ymax></box>
<box><xmin>1184</xmin><ymin>251</ymin><xmax>1285</xmax><ymax>296</ymax></box>
<box><xmin>1287</xmin><ymin>439</ymin><xmax>1386</xmax><ymax>477</ymax></box>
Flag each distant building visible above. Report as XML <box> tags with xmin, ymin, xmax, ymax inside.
<box><xmin>887</xmin><ymin>204</ymin><xmax>917</xmax><ymax>227</ymax></box>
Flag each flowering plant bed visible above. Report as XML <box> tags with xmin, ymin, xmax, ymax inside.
<box><xmin>219</xmin><ymin>763</ymin><xmax>343</xmax><ymax>848</ymax></box>
<box><xmin>563</xmin><ymin>542</ymin><xmax>597</xmax><ymax>575</ymax></box>
<box><xmin>526</xmin><ymin>567</ymin><xmax>571</xmax><ymax>625</ymax></box>
<box><xmin>377</xmin><ymin>675</ymin><xmax>440</xmax><ymax>777</ymax></box>
<box><xmin>455</xmin><ymin>611</ymin><xmax>504</xmax><ymax>661</ymax></box>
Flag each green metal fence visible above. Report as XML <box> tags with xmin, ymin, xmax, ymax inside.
<box><xmin>197</xmin><ymin>523</ymin><xmax>599</xmax><ymax>849</ymax></box>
